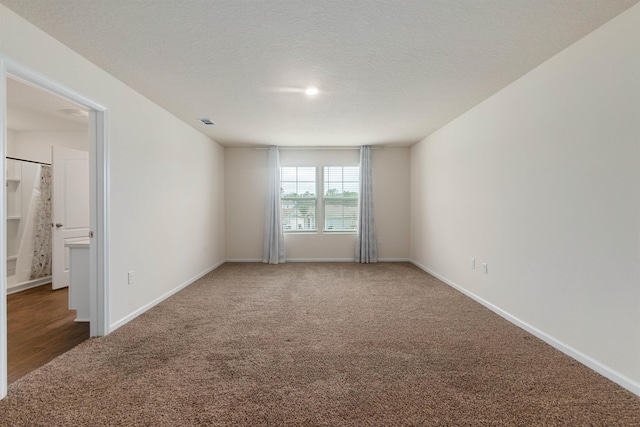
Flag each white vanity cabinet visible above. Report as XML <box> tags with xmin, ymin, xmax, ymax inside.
<box><xmin>65</xmin><ymin>238</ymin><xmax>90</xmax><ymax>322</ymax></box>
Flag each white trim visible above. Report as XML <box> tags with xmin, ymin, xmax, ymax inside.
<box><xmin>5</xmin><ymin>59</ymin><xmax>110</xmax><ymax>338</ymax></box>
<box><xmin>0</xmin><ymin>55</ymin><xmax>110</xmax><ymax>399</ymax></box>
<box><xmin>6</xmin><ymin>276</ymin><xmax>52</xmax><ymax>295</ymax></box>
<box><xmin>109</xmin><ymin>260</ymin><xmax>225</xmax><ymax>332</ymax></box>
<box><xmin>320</xmin><ymin>231</ymin><xmax>357</xmax><ymax>235</ymax></box>
<box><xmin>288</xmin><ymin>258</ymin><xmax>411</xmax><ymax>262</ymax></box>
<box><xmin>4</xmin><ymin>59</ymin><xmax>106</xmax><ymax>111</ymax></box>
<box><xmin>254</xmin><ymin>146</ymin><xmax>385</xmax><ymax>151</ymax></box>
<box><xmin>225</xmin><ymin>258</ymin><xmax>410</xmax><ymax>263</ymax></box>
<box><xmin>410</xmin><ymin>259</ymin><xmax>640</xmax><ymax>397</ymax></box>
<box><xmin>0</xmin><ymin>56</ymin><xmax>8</xmax><ymax>400</ymax></box>
<box><xmin>89</xmin><ymin>108</ymin><xmax>110</xmax><ymax>337</ymax></box>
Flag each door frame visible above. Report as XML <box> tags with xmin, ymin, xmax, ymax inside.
<box><xmin>0</xmin><ymin>55</ymin><xmax>110</xmax><ymax>399</ymax></box>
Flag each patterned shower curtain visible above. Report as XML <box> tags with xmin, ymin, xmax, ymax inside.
<box><xmin>30</xmin><ymin>165</ymin><xmax>52</xmax><ymax>279</ymax></box>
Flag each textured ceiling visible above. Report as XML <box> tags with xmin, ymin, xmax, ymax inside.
<box><xmin>1</xmin><ymin>0</ymin><xmax>637</xmax><ymax>147</ymax></box>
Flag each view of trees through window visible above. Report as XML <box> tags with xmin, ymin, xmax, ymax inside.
<box><xmin>280</xmin><ymin>167</ymin><xmax>317</xmax><ymax>231</ymax></box>
<box><xmin>280</xmin><ymin>166</ymin><xmax>359</xmax><ymax>232</ymax></box>
<box><xmin>323</xmin><ymin>166</ymin><xmax>359</xmax><ymax>231</ymax></box>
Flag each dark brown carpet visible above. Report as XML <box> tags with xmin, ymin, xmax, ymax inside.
<box><xmin>1</xmin><ymin>262</ymin><xmax>639</xmax><ymax>426</ymax></box>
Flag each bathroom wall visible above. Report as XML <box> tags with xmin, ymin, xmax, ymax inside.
<box><xmin>6</xmin><ymin>130</ymin><xmax>87</xmax><ymax>163</ymax></box>
<box><xmin>5</xmin><ymin>159</ymin><xmax>39</xmax><ymax>290</ymax></box>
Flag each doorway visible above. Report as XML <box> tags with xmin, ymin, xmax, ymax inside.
<box><xmin>0</xmin><ymin>57</ymin><xmax>109</xmax><ymax>399</ymax></box>
<box><xmin>6</xmin><ymin>78</ymin><xmax>89</xmax><ymax>292</ymax></box>
<box><xmin>5</xmin><ymin>78</ymin><xmax>90</xmax><ymax>382</ymax></box>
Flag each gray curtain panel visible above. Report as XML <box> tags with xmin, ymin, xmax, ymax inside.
<box><xmin>263</xmin><ymin>146</ymin><xmax>286</xmax><ymax>264</ymax></box>
<box><xmin>355</xmin><ymin>146</ymin><xmax>377</xmax><ymax>263</ymax></box>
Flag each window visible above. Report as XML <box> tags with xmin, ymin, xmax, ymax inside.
<box><xmin>280</xmin><ymin>167</ymin><xmax>317</xmax><ymax>231</ymax></box>
<box><xmin>323</xmin><ymin>166</ymin><xmax>359</xmax><ymax>231</ymax></box>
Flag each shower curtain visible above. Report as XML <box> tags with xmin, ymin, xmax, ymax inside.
<box><xmin>14</xmin><ymin>164</ymin><xmax>52</xmax><ymax>283</ymax></box>
<box><xmin>30</xmin><ymin>165</ymin><xmax>52</xmax><ymax>279</ymax></box>
<box><xmin>14</xmin><ymin>165</ymin><xmax>41</xmax><ymax>283</ymax></box>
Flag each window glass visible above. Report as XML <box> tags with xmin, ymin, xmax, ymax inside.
<box><xmin>280</xmin><ymin>167</ymin><xmax>317</xmax><ymax>231</ymax></box>
<box><xmin>323</xmin><ymin>166</ymin><xmax>359</xmax><ymax>231</ymax></box>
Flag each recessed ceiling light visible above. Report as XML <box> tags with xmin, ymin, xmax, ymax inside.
<box><xmin>304</xmin><ymin>86</ymin><xmax>319</xmax><ymax>96</ymax></box>
<box><xmin>59</xmin><ymin>108</ymin><xmax>88</xmax><ymax>117</ymax></box>
<box><xmin>198</xmin><ymin>118</ymin><xmax>215</xmax><ymax>126</ymax></box>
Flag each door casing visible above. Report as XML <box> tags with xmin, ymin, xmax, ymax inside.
<box><xmin>0</xmin><ymin>55</ymin><xmax>110</xmax><ymax>399</ymax></box>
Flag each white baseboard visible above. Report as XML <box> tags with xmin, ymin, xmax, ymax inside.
<box><xmin>6</xmin><ymin>276</ymin><xmax>52</xmax><ymax>295</ymax></box>
<box><xmin>225</xmin><ymin>258</ymin><xmax>411</xmax><ymax>263</ymax></box>
<box><xmin>109</xmin><ymin>260</ymin><xmax>225</xmax><ymax>332</ymax></box>
<box><xmin>288</xmin><ymin>258</ymin><xmax>411</xmax><ymax>263</ymax></box>
<box><xmin>409</xmin><ymin>259</ymin><xmax>640</xmax><ymax>397</ymax></box>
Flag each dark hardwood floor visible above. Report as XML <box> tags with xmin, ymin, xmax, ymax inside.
<box><xmin>7</xmin><ymin>284</ymin><xmax>89</xmax><ymax>383</ymax></box>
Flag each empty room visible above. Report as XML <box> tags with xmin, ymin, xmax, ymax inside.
<box><xmin>1</xmin><ymin>0</ymin><xmax>640</xmax><ymax>425</ymax></box>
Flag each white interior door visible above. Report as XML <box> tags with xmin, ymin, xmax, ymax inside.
<box><xmin>52</xmin><ymin>146</ymin><xmax>90</xmax><ymax>290</ymax></box>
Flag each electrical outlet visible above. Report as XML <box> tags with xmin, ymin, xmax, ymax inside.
<box><xmin>482</xmin><ymin>263</ymin><xmax>488</xmax><ymax>274</ymax></box>
<box><xmin>128</xmin><ymin>271</ymin><xmax>135</xmax><ymax>284</ymax></box>
<box><xmin>470</xmin><ymin>258</ymin><xmax>475</xmax><ymax>269</ymax></box>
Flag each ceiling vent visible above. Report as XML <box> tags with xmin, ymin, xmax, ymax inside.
<box><xmin>198</xmin><ymin>118</ymin><xmax>215</xmax><ymax>126</ymax></box>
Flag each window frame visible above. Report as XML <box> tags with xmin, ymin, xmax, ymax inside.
<box><xmin>322</xmin><ymin>165</ymin><xmax>360</xmax><ymax>233</ymax></box>
<box><xmin>280</xmin><ymin>166</ymin><xmax>318</xmax><ymax>233</ymax></box>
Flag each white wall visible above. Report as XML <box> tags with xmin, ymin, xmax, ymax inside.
<box><xmin>225</xmin><ymin>147</ymin><xmax>410</xmax><ymax>261</ymax></box>
<box><xmin>0</xmin><ymin>5</ymin><xmax>225</xmax><ymax>329</ymax></box>
<box><xmin>410</xmin><ymin>3</ymin><xmax>640</xmax><ymax>391</ymax></box>
<box><xmin>367</xmin><ymin>148</ymin><xmax>410</xmax><ymax>260</ymax></box>
<box><xmin>6</xmin><ymin>130</ymin><xmax>16</xmax><ymax>147</ymax></box>
<box><xmin>7</xmin><ymin>131</ymin><xmax>87</xmax><ymax>164</ymax></box>
<box><xmin>224</xmin><ymin>148</ymin><xmax>266</xmax><ymax>260</ymax></box>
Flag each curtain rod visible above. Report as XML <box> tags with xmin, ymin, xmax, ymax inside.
<box><xmin>252</xmin><ymin>146</ymin><xmax>384</xmax><ymax>151</ymax></box>
<box><xmin>6</xmin><ymin>156</ymin><xmax>51</xmax><ymax>166</ymax></box>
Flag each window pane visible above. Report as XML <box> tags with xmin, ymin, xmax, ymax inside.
<box><xmin>325</xmin><ymin>167</ymin><xmax>343</xmax><ymax>182</ymax></box>
<box><xmin>298</xmin><ymin>181</ymin><xmax>316</xmax><ymax>196</ymax></box>
<box><xmin>282</xmin><ymin>200</ymin><xmax>316</xmax><ymax>231</ymax></box>
<box><xmin>343</xmin><ymin>166</ymin><xmax>359</xmax><ymax>180</ymax></box>
<box><xmin>281</xmin><ymin>167</ymin><xmax>297</xmax><ymax>181</ymax></box>
<box><xmin>281</xmin><ymin>166</ymin><xmax>317</xmax><ymax>231</ymax></box>
<box><xmin>325</xmin><ymin>178</ymin><xmax>342</xmax><ymax>195</ymax></box>
<box><xmin>325</xmin><ymin>186</ymin><xmax>341</xmax><ymax>197</ymax></box>
<box><xmin>323</xmin><ymin>166</ymin><xmax>359</xmax><ymax>231</ymax></box>
<box><xmin>297</xmin><ymin>167</ymin><xmax>316</xmax><ymax>181</ymax></box>
<box><xmin>343</xmin><ymin>182</ymin><xmax>359</xmax><ymax>195</ymax></box>
<box><xmin>281</xmin><ymin>182</ymin><xmax>297</xmax><ymax>197</ymax></box>
<box><xmin>324</xmin><ymin>198</ymin><xmax>358</xmax><ymax>231</ymax></box>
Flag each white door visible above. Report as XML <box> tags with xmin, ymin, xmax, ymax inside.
<box><xmin>52</xmin><ymin>146</ymin><xmax>90</xmax><ymax>290</ymax></box>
